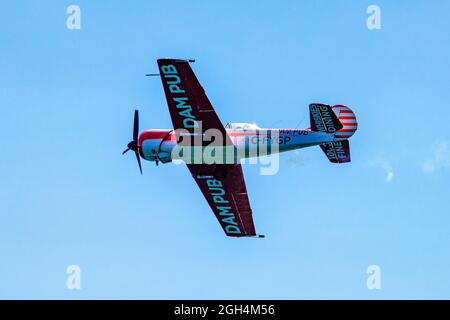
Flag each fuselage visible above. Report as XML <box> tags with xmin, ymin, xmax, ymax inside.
<box><xmin>138</xmin><ymin>124</ymin><xmax>335</xmax><ymax>164</ymax></box>
<box><xmin>137</xmin><ymin>104</ymin><xmax>357</xmax><ymax>165</ymax></box>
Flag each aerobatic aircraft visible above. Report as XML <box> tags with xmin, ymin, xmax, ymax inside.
<box><xmin>123</xmin><ymin>58</ymin><xmax>357</xmax><ymax>238</ymax></box>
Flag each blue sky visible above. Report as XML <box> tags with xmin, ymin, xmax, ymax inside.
<box><xmin>1</xmin><ymin>0</ymin><xmax>450</xmax><ymax>299</ymax></box>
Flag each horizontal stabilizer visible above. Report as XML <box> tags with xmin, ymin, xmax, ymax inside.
<box><xmin>320</xmin><ymin>140</ymin><xmax>351</xmax><ymax>163</ymax></box>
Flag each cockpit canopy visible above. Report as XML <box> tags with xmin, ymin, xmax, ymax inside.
<box><xmin>225</xmin><ymin>122</ymin><xmax>261</xmax><ymax>131</ymax></box>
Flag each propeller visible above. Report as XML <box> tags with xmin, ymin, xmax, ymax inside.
<box><xmin>122</xmin><ymin>110</ymin><xmax>142</xmax><ymax>174</ymax></box>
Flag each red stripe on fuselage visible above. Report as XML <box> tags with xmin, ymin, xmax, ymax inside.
<box><xmin>227</xmin><ymin>131</ymin><xmax>267</xmax><ymax>137</ymax></box>
<box><xmin>138</xmin><ymin>130</ymin><xmax>175</xmax><ymax>146</ymax></box>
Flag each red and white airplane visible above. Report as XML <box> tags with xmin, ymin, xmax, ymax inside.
<box><xmin>123</xmin><ymin>58</ymin><xmax>357</xmax><ymax>238</ymax></box>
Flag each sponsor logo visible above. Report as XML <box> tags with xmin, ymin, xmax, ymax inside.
<box><xmin>310</xmin><ymin>104</ymin><xmax>337</xmax><ymax>133</ymax></box>
<box><xmin>205</xmin><ymin>178</ymin><xmax>241</xmax><ymax>235</ymax></box>
<box><xmin>279</xmin><ymin>129</ymin><xmax>309</xmax><ymax>135</ymax></box>
<box><xmin>322</xmin><ymin>141</ymin><xmax>348</xmax><ymax>161</ymax></box>
<box><xmin>160</xmin><ymin>64</ymin><xmax>199</xmax><ymax>129</ymax></box>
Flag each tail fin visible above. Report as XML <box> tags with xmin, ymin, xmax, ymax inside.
<box><xmin>320</xmin><ymin>140</ymin><xmax>351</xmax><ymax>163</ymax></box>
<box><xmin>309</xmin><ymin>103</ymin><xmax>343</xmax><ymax>133</ymax></box>
<box><xmin>309</xmin><ymin>103</ymin><xmax>353</xmax><ymax>163</ymax></box>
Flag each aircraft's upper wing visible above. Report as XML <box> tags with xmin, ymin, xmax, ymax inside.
<box><xmin>157</xmin><ymin>58</ymin><xmax>231</xmax><ymax>144</ymax></box>
<box><xmin>187</xmin><ymin>164</ymin><xmax>257</xmax><ymax>237</ymax></box>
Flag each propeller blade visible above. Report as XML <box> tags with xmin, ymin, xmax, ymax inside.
<box><xmin>135</xmin><ymin>151</ymin><xmax>142</xmax><ymax>174</ymax></box>
<box><xmin>123</xmin><ymin>109</ymin><xmax>142</xmax><ymax>174</ymax></box>
<box><xmin>133</xmin><ymin>109</ymin><xmax>139</xmax><ymax>141</ymax></box>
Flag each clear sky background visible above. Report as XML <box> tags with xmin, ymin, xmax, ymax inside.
<box><xmin>1</xmin><ymin>0</ymin><xmax>450</xmax><ymax>299</ymax></box>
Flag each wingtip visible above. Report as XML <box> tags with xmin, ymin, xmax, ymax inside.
<box><xmin>157</xmin><ymin>58</ymin><xmax>195</xmax><ymax>63</ymax></box>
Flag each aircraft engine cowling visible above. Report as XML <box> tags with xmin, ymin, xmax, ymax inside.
<box><xmin>139</xmin><ymin>130</ymin><xmax>175</xmax><ymax>163</ymax></box>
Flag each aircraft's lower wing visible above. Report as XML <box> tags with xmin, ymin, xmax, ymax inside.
<box><xmin>187</xmin><ymin>164</ymin><xmax>257</xmax><ymax>237</ymax></box>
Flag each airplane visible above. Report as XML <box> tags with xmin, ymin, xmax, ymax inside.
<box><xmin>122</xmin><ymin>58</ymin><xmax>357</xmax><ymax>238</ymax></box>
